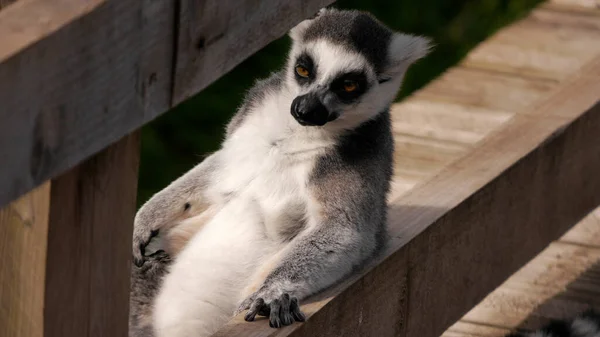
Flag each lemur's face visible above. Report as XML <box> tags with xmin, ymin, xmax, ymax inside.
<box><xmin>287</xmin><ymin>9</ymin><xmax>430</xmax><ymax>128</ymax></box>
<box><xmin>289</xmin><ymin>41</ymin><xmax>377</xmax><ymax>127</ymax></box>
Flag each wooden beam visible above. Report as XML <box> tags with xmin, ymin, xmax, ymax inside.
<box><xmin>0</xmin><ymin>0</ymin><xmax>146</xmax><ymax>209</ymax></box>
<box><xmin>0</xmin><ymin>133</ymin><xmax>140</xmax><ymax>336</ymax></box>
<box><xmin>0</xmin><ymin>183</ymin><xmax>50</xmax><ymax>337</ymax></box>
<box><xmin>172</xmin><ymin>0</ymin><xmax>334</xmax><ymax>104</ymax></box>
<box><xmin>43</xmin><ymin>132</ymin><xmax>140</xmax><ymax>336</ymax></box>
<box><xmin>0</xmin><ymin>0</ymin><xmax>335</xmax><ymax>208</ymax></box>
<box><xmin>213</xmin><ymin>59</ymin><xmax>600</xmax><ymax>337</ymax></box>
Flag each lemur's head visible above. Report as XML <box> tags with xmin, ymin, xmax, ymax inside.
<box><xmin>286</xmin><ymin>8</ymin><xmax>431</xmax><ymax>129</ymax></box>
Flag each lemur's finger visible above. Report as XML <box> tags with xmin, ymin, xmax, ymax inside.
<box><xmin>279</xmin><ymin>294</ymin><xmax>293</xmax><ymax>326</ymax></box>
<box><xmin>133</xmin><ymin>242</ymin><xmax>146</xmax><ymax>267</ymax></box>
<box><xmin>269</xmin><ymin>299</ymin><xmax>282</xmax><ymax>328</ymax></box>
<box><xmin>244</xmin><ymin>298</ymin><xmax>264</xmax><ymax>322</ymax></box>
<box><xmin>258</xmin><ymin>305</ymin><xmax>271</xmax><ymax>317</ymax></box>
<box><xmin>132</xmin><ymin>229</ymin><xmax>160</xmax><ymax>267</ymax></box>
<box><xmin>290</xmin><ymin>297</ymin><xmax>305</xmax><ymax>322</ymax></box>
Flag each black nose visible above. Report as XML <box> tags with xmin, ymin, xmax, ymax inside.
<box><xmin>291</xmin><ymin>94</ymin><xmax>331</xmax><ymax>126</ymax></box>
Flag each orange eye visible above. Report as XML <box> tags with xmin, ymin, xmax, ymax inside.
<box><xmin>343</xmin><ymin>80</ymin><xmax>358</xmax><ymax>92</ymax></box>
<box><xmin>296</xmin><ymin>66</ymin><xmax>310</xmax><ymax>78</ymax></box>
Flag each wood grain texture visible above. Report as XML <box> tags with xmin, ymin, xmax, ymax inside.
<box><xmin>0</xmin><ymin>183</ymin><xmax>50</xmax><ymax>337</ymax></box>
<box><xmin>0</xmin><ymin>0</ymin><xmax>336</xmax><ymax>208</ymax></box>
<box><xmin>0</xmin><ymin>0</ymin><xmax>145</xmax><ymax>209</ymax></box>
<box><xmin>44</xmin><ymin>132</ymin><xmax>140</xmax><ymax>337</ymax></box>
<box><xmin>172</xmin><ymin>0</ymin><xmax>335</xmax><ymax>104</ymax></box>
<box><xmin>0</xmin><ymin>0</ymin><xmax>18</xmax><ymax>11</ymax></box>
<box><xmin>464</xmin><ymin>8</ymin><xmax>600</xmax><ymax>80</ymax></box>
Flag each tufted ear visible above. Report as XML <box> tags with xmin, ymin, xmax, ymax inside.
<box><xmin>380</xmin><ymin>33</ymin><xmax>432</xmax><ymax>80</ymax></box>
<box><xmin>289</xmin><ymin>7</ymin><xmax>335</xmax><ymax>41</ymax></box>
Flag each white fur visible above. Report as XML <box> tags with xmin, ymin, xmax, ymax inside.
<box><xmin>153</xmin><ymin>83</ymin><xmax>334</xmax><ymax>337</ymax></box>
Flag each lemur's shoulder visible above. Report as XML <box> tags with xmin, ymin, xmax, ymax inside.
<box><xmin>311</xmin><ymin>110</ymin><xmax>393</xmax><ymax>188</ymax></box>
<box><xmin>225</xmin><ymin>70</ymin><xmax>286</xmax><ymax>137</ymax></box>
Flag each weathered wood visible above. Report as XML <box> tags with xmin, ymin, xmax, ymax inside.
<box><xmin>43</xmin><ymin>132</ymin><xmax>140</xmax><ymax>336</ymax></box>
<box><xmin>545</xmin><ymin>0</ymin><xmax>600</xmax><ymax>12</ymax></box>
<box><xmin>413</xmin><ymin>67</ymin><xmax>556</xmax><ymax>113</ymax></box>
<box><xmin>172</xmin><ymin>0</ymin><xmax>334</xmax><ymax>104</ymax></box>
<box><xmin>464</xmin><ymin>8</ymin><xmax>600</xmax><ymax>80</ymax></box>
<box><xmin>461</xmin><ymin>242</ymin><xmax>600</xmax><ymax>329</ymax></box>
<box><xmin>0</xmin><ymin>0</ymin><xmax>18</xmax><ymax>11</ymax></box>
<box><xmin>0</xmin><ymin>0</ymin><xmax>335</xmax><ymax>208</ymax></box>
<box><xmin>213</xmin><ymin>45</ymin><xmax>600</xmax><ymax>336</ymax></box>
<box><xmin>0</xmin><ymin>183</ymin><xmax>50</xmax><ymax>337</ymax></box>
<box><xmin>562</xmin><ymin>208</ymin><xmax>600</xmax><ymax>246</ymax></box>
<box><xmin>0</xmin><ymin>0</ymin><xmax>145</xmax><ymax>209</ymax></box>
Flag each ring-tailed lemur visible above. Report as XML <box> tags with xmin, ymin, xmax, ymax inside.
<box><xmin>129</xmin><ymin>8</ymin><xmax>431</xmax><ymax>337</ymax></box>
<box><xmin>506</xmin><ymin>310</ymin><xmax>600</xmax><ymax>337</ymax></box>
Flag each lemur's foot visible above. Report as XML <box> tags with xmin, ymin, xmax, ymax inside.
<box><xmin>132</xmin><ymin>227</ymin><xmax>160</xmax><ymax>267</ymax></box>
<box><xmin>239</xmin><ymin>293</ymin><xmax>305</xmax><ymax>328</ymax></box>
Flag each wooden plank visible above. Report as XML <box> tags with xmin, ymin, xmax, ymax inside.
<box><xmin>0</xmin><ymin>0</ymin><xmax>18</xmax><ymax>11</ymax></box>
<box><xmin>545</xmin><ymin>0</ymin><xmax>600</xmax><ymax>12</ymax></box>
<box><xmin>462</xmin><ymin>242</ymin><xmax>600</xmax><ymax>330</ymax></box>
<box><xmin>445</xmin><ymin>321</ymin><xmax>511</xmax><ymax>337</ymax></box>
<box><xmin>391</xmin><ymin>99</ymin><xmax>513</xmax><ymax>145</ymax></box>
<box><xmin>412</xmin><ymin>67</ymin><xmax>556</xmax><ymax>113</ymax></box>
<box><xmin>561</xmin><ymin>208</ymin><xmax>600</xmax><ymax>246</ymax></box>
<box><xmin>172</xmin><ymin>0</ymin><xmax>334</xmax><ymax>104</ymax></box>
<box><xmin>213</xmin><ymin>51</ymin><xmax>600</xmax><ymax>337</ymax></box>
<box><xmin>0</xmin><ymin>183</ymin><xmax>50</xmax><ymax>337</ymax></box>
<box><xmin>0</xmin><ymin>0</ymin><xmax>336</xmax><ymax>208</ymax></box>
<box><xmin>0</xmin><ymin>0</ymin><xmax>146</xmax><ymax>209</ymax></box>
<box><xmin>43</xmin><ymin>132</ymin><xmax>140</xmax><ymax>337</ymax></box>
<box><xmin>464</xmin><ymin>8</ymin><xmax>600</xmax><ymax>80</ymax></box>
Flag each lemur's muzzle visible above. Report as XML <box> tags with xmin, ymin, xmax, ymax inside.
<box><xmin>291</xmin><ymin>93</ymin><xmax>337</xmax><ymax>126</ymax></box>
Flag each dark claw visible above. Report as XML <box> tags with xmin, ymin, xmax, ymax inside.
<box><xmin>269</xmin><ymin>299</ymin><xmax>282</xmax><ymax>328</ymax></box>
<box><xmin>243</xmin><ymin>293</ymin><xmax>305</xmax><ymax>328</ymax></box>
<box><xmin>279</xmin><ymin>294</ymin><xmax>293</xmax><ymax>326</ymax></box>
<box><xmin>244</xmin><ymin>298</ymin><xmax>265</xmax><ymax>322</ymax></box>
<box><xmin>290</xmin><ymin>297</ymin><xmax>305</xmax><ymax>322</ymax></box>
<box><xmin>133</xmin><ymin>230</ymin><xmax>160</xmax><ymax>267</ymax></box>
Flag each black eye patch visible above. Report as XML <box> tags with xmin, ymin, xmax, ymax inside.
<box><xmin>294</xmin><ymin>52</ymin><xmax>316</xmax><ymax>84</ymax></box>
<box><xmin>330</xmin><ymin>71</ymin><xmax>369</xmax><ymax>102</ymax></box>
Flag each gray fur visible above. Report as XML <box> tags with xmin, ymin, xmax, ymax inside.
<box><xmin>302</xmin><ymin>9</ymin><xmax>393</xmax><ymax>75</ymax></box>
<box><xmin>132</xmin><ymin>153</ymin><xmax>218</xmax><ymax>266</ymax></box>
<box><xmin>506</xmin><ymin>310</ymin><xmax>600</xmax><ymax>337</ymax></box>
<box><xmin>129</xmin><ymin>252</ymin><xmax>171</xmax><ymax>337</ymax></box>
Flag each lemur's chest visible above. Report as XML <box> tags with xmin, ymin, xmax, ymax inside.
<box><xmin>213</xmin><ymin>110</ymin><xmax>330</xmax><ymax>241</ymax></box>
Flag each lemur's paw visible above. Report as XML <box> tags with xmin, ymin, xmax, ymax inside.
<box><xmin>240</xmin><ymin>293</ymin><xmax>305</xmax><ymax>328</ymax></box>
<box><xmin>134</xmin><ymin>250</ymin><xmax>171</xmax><ymax>273</ymax></box>
<box><xmin>132</xmin><ymin>227</ymin><xmax>159</xmax><ymax>267</ymax></box>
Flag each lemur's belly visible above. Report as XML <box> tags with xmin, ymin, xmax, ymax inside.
<box><xmin>153</xmin><ymin>196</ymin><xmax>281</xmax><ymax>337</ymax></box>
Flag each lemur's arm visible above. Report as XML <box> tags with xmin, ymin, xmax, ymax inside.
<box><xmin>132</xmin><ymin>152</ymin><xmax>219</xmax><ymax>266</ymax></box>
<box><xmin>239</xmin><ymin>160</ymin><xmax>388</xmax><ymax>328</ymax></box>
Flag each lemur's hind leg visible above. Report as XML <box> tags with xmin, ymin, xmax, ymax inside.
<box><xmin>129</xmin><ymin>251</ymin><xmax>172</xmax><ymax>337</ymax></box>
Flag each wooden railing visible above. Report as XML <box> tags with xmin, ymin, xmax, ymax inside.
<box><xmin>0</xmin><ymin>1</ymin><xmax>599</xmax><ymax>337</ymax></box>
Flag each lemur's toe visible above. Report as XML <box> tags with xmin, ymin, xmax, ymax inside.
<box><xmin>244</xmin><ymin>298</ymin><xmax>265</xmax><ymax>322</ymax></box>
<box><xmin>278</xmin><ymin>294</ymin><xmax>294</xmax><ymax>326</ymax></box>
<box><xmin>269</xmin><ymin>299</ymin><xmax>282</xmax><ymax>328</ymax></box>
<box><xmin>290</xmin><ymin>297</ymin><xmax>305</xmax><ymax>322</ymax></box>
<box><xmin>132</xmin><ymin>229</ymin><xmax>160</xmax><ymax>267</ymax></box>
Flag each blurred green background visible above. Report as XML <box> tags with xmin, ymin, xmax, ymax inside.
<box><xmin>137</xmin><ymin>0</ymin><xmax>543</xmax><ymax>206</ymax></box>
